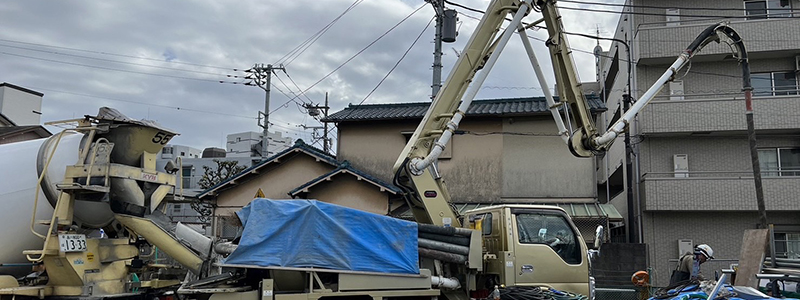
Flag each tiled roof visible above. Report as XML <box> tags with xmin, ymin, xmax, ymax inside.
<box><xmin>323</xmin><ymin>95</ymin><xmax>606</xmax><ymax>122</ymax></box>
<box><xmin>197</xmin><ymin>139</ymin><xmax>337</xmax><ymax>199</ymax></box>
<box><xmin>288</xmin><ymin>161</ymin><xmax>401</xmax><ymax>196</ymax></box>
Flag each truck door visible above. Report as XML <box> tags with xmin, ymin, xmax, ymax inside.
<box><xmin>511</xmin><ymin>208</ymin><xmax>589</xmax><ymax>295</ymax></box>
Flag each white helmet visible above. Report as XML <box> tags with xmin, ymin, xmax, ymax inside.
<box><xmin>696</xmin><ymin>244</ymin><xmax>714</xmax><ymax>259</ymax></box>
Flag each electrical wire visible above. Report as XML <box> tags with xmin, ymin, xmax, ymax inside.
<box><xmin>0</xmin><ymin>42</ymin><xmax>242</xmax><ymax>77</ymax></box>
<box><xmin>276</xmin><ymin>0</ymin><xmax>364</xmax><ymax>66</ymax></box>
<box><xmin>0</xmin><ymin>37</ymin><xmax>235</xmax><ymax>70</ymax></box>
<box><xmin>268</xmin><ymin>2</ymin><xmax>428</xmax><ymax>116</ymax></box>
<box><xmin>0</xmin><ymin>51</ymin><xmax>245</xmax><ymax>84</ymax></box>
<box><xmin>26</xmin><ymin>86</ymin><xmax>256</xmax><ymax>119</ymax></box>
<box><xmin>358</xmin><ymin>16</ymin><xmax>434</xmax><ymax>108</ymax></box>
<box><xmin>320</xmin><ymin>15</ymin><xmax>434</xmax><ymax>139</ymax></box>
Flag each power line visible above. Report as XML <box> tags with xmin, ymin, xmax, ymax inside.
<box><xmin>0</xmin><ymin>42</ymin><xmax>243</xmax><ymax>78</ymax></box>
<box><xmin>269</xmin><ymin>3</ymin><xmax>428</xmax><ymax>115</ymax></box>
<box><xmin>275</xmin><ymin>0</ymin><xmax>364</xmax><ymax>66</ymax></box>
<box><xmin>359</xmin><ymin>16</ymin><xmax>434</xmax><ymax>106</ymax></box>
<box><xmin>322</xmin><ymin>16</ymin><xmax>435</xmax><ymax>138</ymax></box>
<box><xmin>0</xmin><ymin>37</ymin><xmax>235</xmax><ymax>70</ymax></box>
<box><xmin>0</xmin><ymin>51</ymin><xmax>246</xmax><ymax>84</ymax></box>
<box><xmin>26</xmin><ymin>86</ymin><xmax>256</xmax><ymax>119</ymax></box>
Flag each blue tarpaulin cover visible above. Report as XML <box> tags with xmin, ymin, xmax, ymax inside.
<box><xmin>224</xmin><ymin>199</ymin><xmax>420</xmax><ymax>274</ymax></box>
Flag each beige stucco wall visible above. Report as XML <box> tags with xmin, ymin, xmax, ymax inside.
<box><xmin>336</xmin><ymin>116</ymin><xmax>595</xmax><ymax>203</ymax></box>
<box><xmin>302</xmin><ymin>175</ymin><xmax>390</xmax><ymax>215</ymax></box>
<box><xmin>337</xmin><ymin>120</ymin><xmax>415</xmax><ymax>182</ymax></box>
<box><xmin>501</xmin><ymin>117</ymin><xmax>596</xmax><ymax>200</ymax></box>
<box><xmin>215</xmin><ymin>153</ymin><xmax>336</xmax><ymax>215</ymax></box>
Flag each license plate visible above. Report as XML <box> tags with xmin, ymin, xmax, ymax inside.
<box><xmin>58</xmin><ymin>234</ymin><xmax>87</xmax><ymax>252</ymax></box>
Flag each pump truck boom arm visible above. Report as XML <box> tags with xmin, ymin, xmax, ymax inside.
<box><xmin>393</xmin><ymin>0</ymin><xmax>734</xmax><ymax>225</ymax></box>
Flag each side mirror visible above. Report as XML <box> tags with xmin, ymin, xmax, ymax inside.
<box><xmin>594</xmin><ymin>225</ymin><xmax>605</xmax><ymax>249</ymax></box>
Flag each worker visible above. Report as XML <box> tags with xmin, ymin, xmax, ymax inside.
<box><xmin>669</xmin><ymin>244</ymin><xmax>714</xmax><ymax>286</ymax></box>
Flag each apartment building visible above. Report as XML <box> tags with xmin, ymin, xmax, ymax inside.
<box><xmin>599</xmin><ymin>0</ymin><xmax>800</xmax><ymax>286</ymax></box>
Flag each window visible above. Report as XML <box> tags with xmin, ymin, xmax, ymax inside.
<box><xmin>515</xmin><ymin>212</ymin><xmax>582</xmax><ymax>264</ymax></box>
<box><xmin>182</xmin><ymin>166</ymin><xmax>193</xmax><ymax>188</ymax></box>
<box><xmin>172</xmin><ymin>204</ymin><xmax>182</xmax><ymax>214</ymax></box>
<box><xmin>473</xmin><ymin>213</ymin><xmax>493</xmax><ymax>235</ymax></box>
<box><xmin>752</xmin><ymin>72</ymin><xmax>798</xmax><ymax>96</ymax></box>
<box><xmin>745</xmin><ymin>0</ymin><xmax>793</xmax><ymax>19</ymax></box>
<box><xmin>162</xmin><ymin>147</ymin><xmax>173</xmax><ymax>154</ymax></box>
<box><xmin>774</xmin><ymin>232</ymin><xmax>800</xmax><ymax>259</ymax></box>
<box><xmin>758</xmin><ymin>148</ymin><xmax>800</xmax><ymax>176</ymax></box>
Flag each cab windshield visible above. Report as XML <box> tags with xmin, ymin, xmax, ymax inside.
<box><xmin>516</xmin><ymin>212</ymin><xmax>581</xmax><ymax>264</ymax></box>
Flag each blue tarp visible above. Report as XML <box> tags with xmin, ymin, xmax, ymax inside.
<box><xmin>224</xmin><ymin>199</ymin><xmax>420</xmax><ymax>274</ymax></box>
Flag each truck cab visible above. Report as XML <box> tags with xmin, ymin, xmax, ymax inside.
<box><xmin>464</xmin><ymin>205</ymin><xmax>593</xmax><ymax>296</ymax></box>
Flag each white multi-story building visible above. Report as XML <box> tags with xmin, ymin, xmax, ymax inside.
<box><xmin>598</xmin><ymin>0</ymin><xmax>800</xmax><ymax>286</ymax></box>
<box><xmin>0</xmin><ymin>82</ymin><xmax>43</xmax><ymax>126</ymax></box>
<box><xmin>160</xmin><ymin>144</ymin><xmax>203</xmax><ymax>159</ymax></box>
<box><xmin>226</xmin><ymin>131</ymin><xmax>292</xmax><ymax>158</ymax></box>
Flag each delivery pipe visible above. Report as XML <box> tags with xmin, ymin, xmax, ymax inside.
<box><xmin>409</xmin><ymin>0</ymin><xmax>532</xmax><ymax>175</ymax></box>
<box><xmin>591</xmin><ymin>23</ymin><xmax>723</xmax><ymax>150</ymax></box>
<box><xmin>418</xmin><ymin>238</ymin><xmax>470</xmax><ymax>256</ymax></box>
<box><xmin>213</xmin><ymin>242</ymin><xmax>238</xmax><ymax>255</ymax></box>
<box><xmin>418</xmin><ymin>223</ymin><xmax>473</xmax><ymax>237</ymax></box>
<box><xmin>431</xmin><ymin>276</ymin><xmax>461</xmax><ymax>289</ymax></box>
<box><xmin>418</xmin><ymin>248</ymin><xmax>467</xmax><ymax>265</ymax></box>
<box><xmin>418</xmin><ymin>232</ymin><xmax>471</xmax><ymax>247</ymax></box>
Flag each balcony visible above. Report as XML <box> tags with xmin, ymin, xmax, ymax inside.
<box><xmin>636</xmin><ymin>18</ymin><xmax>800</xmax><ymax>63</ymax></box>
<box><xmin>642</xmin><ymin>171</ymin><xmax>800</xmax><ymax>211</ymax></box>
<box><xmin>638</xmin><ymin>94</ymin><xmax>800</xmax><ymax>134</ymax></box>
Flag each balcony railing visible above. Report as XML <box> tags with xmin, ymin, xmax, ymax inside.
<box><xmin>636</xmin><ymin>17</ymin><xmax>800</xmax><ymax>60</ymax></box>
<box><xmin>641</xmin><ymin>171</ymin><xmax>800</xmax><ymax>211</ymax></box>
<box><xmin>639</xmin><ymin>94</ymin><xmax>800</xmax><ymax>134</ymax></box>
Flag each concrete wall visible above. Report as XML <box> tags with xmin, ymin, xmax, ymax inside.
<box><xmin>0</xmin><ymin>85</ymin><xmax>43</xmax><ymax>125</ymax></box>
<box><xmin>642</xmin><ymin>211</ymin><xmax>799</xmax><ymax>287</ymax></box>
<box><xmin>214</xmin><ymin>154</ymin><xmax>336</xmax><ymax>215</ymax></box>
<box><xmin>302</xmin><ymin>175</ymin><xmax>390</xmax><ymax>215</ymax></box>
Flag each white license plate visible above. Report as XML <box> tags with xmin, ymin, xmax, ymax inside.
<box><xmin>58</xmin><ymin>234</ymin><xmax>87</xmax><ymax>252</ymax></box>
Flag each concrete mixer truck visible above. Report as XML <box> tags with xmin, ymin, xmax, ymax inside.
<box><xmin>0</xmin><ymin>107</ymin><xmax>209</xmax><ymax>298</ymax></box>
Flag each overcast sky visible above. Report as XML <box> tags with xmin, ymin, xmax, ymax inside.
<box><xmin>0</xmin><ymin>0</ymin><xmax>623</xmax><ymax>151</ymax></box>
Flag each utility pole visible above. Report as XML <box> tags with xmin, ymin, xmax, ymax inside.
<box><xmin>245</xmin><ymin>63</ymin><xmax>285</xmax><ymax>160</ymax></box>
<box><xmin>428</xmin><ymin>0</ymin><xmax>457</xmax><ymax>100</ymax></box>
<box><xmin>301</xmin><ymin>93</ymin><xmax>331</xmax><ymax>153</ymax></box>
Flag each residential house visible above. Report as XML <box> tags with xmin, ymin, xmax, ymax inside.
<box><xmin>0</xmin><ymin>82</ymin><xmax>43</xmax><ymax>126</ymax></box>
<box><xmin>0</xmin><ymin>83</ymin><xmax>50</xmax><ymax>144</ymax></box>
<box><xmin>599</xmin><ymin>0</ymin><xmax>800</xmax><ymax>286</ymax></box>
<box><xmin>322</xmin><ymin>96</ymin><xmax>622</xmax><ymax>242</ymax></box>
<box><xmin>197</xmin><ymin>140</ymin><xmax>403</xmax><ymax>239</ymax></box>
